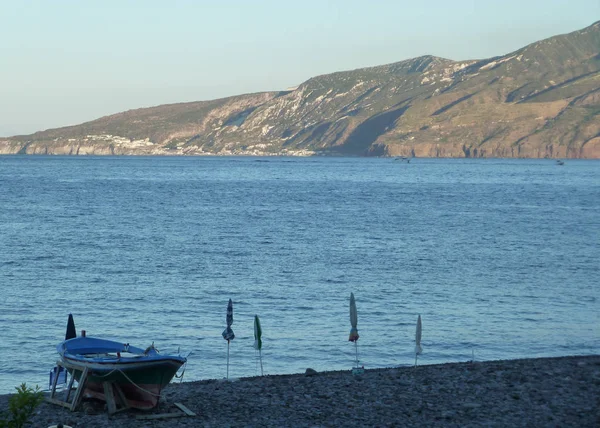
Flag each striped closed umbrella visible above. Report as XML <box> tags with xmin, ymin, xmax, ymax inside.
<box><xmin>222</xmin><ymin>299</ymin><xmax>235</xmax><ymax>379</ymax></box>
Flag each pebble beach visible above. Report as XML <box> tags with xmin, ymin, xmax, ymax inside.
<box><xmin>1</xmin><ymin>355</ymin><xmax>598</xmax><ymax>427</ymax></box>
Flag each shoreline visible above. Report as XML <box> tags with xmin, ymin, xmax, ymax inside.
<box><xmin>1</xmin><ymin>354</ymin><xmax>598</xmax><ymax>427</ymax></box>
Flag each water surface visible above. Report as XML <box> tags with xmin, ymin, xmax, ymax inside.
<box><xmin>0</xmin><ymin>156</ymin><xmax>598</xmax><ymax>393</ymax></box>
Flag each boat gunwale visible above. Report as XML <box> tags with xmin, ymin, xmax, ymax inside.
<box><xmin>57</xmin><ymin>336</ymin><xmax>186</xmax><ymax>371</ymax></box>
<box><xmin>61</xmin><ymin>355</ymin><xmax>186</xmax><ymax>371</ymax></box>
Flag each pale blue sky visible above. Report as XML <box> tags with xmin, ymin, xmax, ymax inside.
<box><xmin>0</xmin><ymin>0</ymin><xmax>598</xmax><ymax>136</ymax></box>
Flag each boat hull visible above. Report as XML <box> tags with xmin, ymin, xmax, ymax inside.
<box><xmin>83</xmin><ymin>381</ymin><xmax>165</xmax><ymax>410</ymax></box>
<box><xmin>67</xmin><ymin>358</ymin><xmax>184</xmax><ymax>409</ymax></box>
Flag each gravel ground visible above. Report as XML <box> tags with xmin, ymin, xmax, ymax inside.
<box><xmin>2</xmin><ymin>355</ymin><xmax>599</xmax><ymax>427</ymax></box>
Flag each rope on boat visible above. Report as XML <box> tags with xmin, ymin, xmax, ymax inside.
<box><xmin>94</xmin><ymin>369</ymin><xmax>119</xmax><ymax>379</ymax></box>
<box><xmin>174</xmin><ymin>361</ymin><xmax>187</xmax><ymax>382</ymax></box>
<box><xmin>91</xmin><ymin>368</ymin><xmax>162</xmax><ymax>397</ymax></box>
<box><xmin>115</xmin><ymin>369</ymin><xmax>162</xmax><ymax>397</ymax></box>
<box><xmin>81</xmin><ymin>351</ymin><xmax>190</xmax><ymax>396</ymax></box>
<box><xmin>174</xmin><ymin>351</ymin><xmax>191</xmax><ymax>383</ymax></box>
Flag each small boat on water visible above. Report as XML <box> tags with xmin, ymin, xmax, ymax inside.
<box><xmin>556</xmin><ymin>159</ymin><xmax>565</xmax><ymax>165</ymax></box>
<box><xmin>57</xmin><ymin>336</ymin><xmax>186</xmax><ymax>410</ymax></box>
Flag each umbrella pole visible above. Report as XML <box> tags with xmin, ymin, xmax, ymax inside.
<box><xmin>259</xmin><ymin>349</ymin><xmax>264</xmax><ymax>376</ymax></box>
<box><xmin>355</xmin><ymin>341</ymin><xmax>359</xmax><ymax>368</ymax></box>
<box><xmin>227</xmin><ymin>340</ymin><xmax>230</xmax><ymax>379</ymax></box>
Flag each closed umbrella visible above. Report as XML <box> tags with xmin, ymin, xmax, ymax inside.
<box><xmin>65</xmin><ymin>313</ymin><xmax>76</xmax><ymax>340</ymax></box>
<box><xmin>222</xmin><ymin>299</ymin><xmax>235</xmax><ymax>379</ymax></box>
<box><xmin>254</xmin><ymin>315</ymin><xmax>263</xmax><ymax>376</ymax></box>
<box><xmin>349</xmin><ymin>292</ymin><xmax>360</xmax><ymax>368</ymax></box>
<box><xmin>415</xmin><ymin>314</ymin><xmax>423</xmax><ymax>366</ymax></box>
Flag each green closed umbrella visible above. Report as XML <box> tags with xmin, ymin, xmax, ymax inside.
<box><xmin>254</xmin><ymin>315</ymin><xmax>263</xmax><ymax>376</ymax></box>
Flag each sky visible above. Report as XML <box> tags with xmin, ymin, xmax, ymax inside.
<box><xmin>0</xmin><ymin>0</ymin><xmax>598</xmax><ymax>137</ymax></box>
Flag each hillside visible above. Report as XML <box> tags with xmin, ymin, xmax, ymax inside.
<box><xmin>1</xmin><ymin>21</ymin><xmax>599</xmax><ymax>158</ymax></box>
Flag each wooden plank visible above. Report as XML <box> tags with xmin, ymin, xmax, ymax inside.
<box><xmin>49</xmin><ymin>366</ymin><xmax>60</xmax><ymax>399</ymax></box>
<box><xmin>174</xmin><ymin>402</ymin><xmax>196</xmax><ymax>416</ymax></box>
<box><xmin>113</xmin><ymin>383</ymin><xmax>130</xmax><ymax>411</ymax></box>
<box><xmin>136</xmin><ymin>412</ymin><xmax>185</xmax><ymax>420</ymax></box>
<box><xmin>45</xmin><ymin>397</ymin><xmax>73</xmax><ymax>409</ymax></box>
<box><xmin>103</xmin><ymin>382</ymin><xmax>117</xmax><ymax>415</ymax></box>
<box><xmin>69</xmin><ymin>367</ymin><xmax>88</xmax><ymax>411</ymax></box>
<box><xmin>64</xmin><ymin>371</ymin><xmax>76</xmax><ymax>403</ymax></box>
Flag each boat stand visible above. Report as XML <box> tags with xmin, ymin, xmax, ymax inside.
<box><xmin>46</xmin><ymin>360</ymin><xmax>88</xmax><ymax>412</ymax></box>
<box><xmin>46</xmin><ymin>360</ymin><xmax>130</xmax><ymax>415</ymax></box>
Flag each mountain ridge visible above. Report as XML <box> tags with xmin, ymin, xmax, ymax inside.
<box><xmin>2</xmin><ymin>21</ymin><xmax>599</xmax><ymax>158</ymax></box>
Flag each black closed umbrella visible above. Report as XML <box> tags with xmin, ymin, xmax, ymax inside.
<box><xmin>65</xmin><ymin>314</ymin><xmax>76</xmax><ymax>340</ymax></box>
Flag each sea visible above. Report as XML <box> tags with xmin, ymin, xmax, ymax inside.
<box><xmin>0</xmin><ymin>155</ymin><xmax>598</xmax><ymax>394</ymax></box>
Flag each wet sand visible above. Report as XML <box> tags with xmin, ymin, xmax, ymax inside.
<box><xmin>2</xmin><ymin>355</ymin><xmax>599</xmax><ymax>427</ymax></box>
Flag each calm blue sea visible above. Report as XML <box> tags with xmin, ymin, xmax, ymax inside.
<box><xmin>0</xmin><ymin>156</ymin><xmax>598</xmax><ymax>394</ymax></box>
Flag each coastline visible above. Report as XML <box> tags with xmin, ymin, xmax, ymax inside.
<box><xmin>2</xmin><ymin>355</ymin><xmax>598</xmax><ymax>427</ymax></box>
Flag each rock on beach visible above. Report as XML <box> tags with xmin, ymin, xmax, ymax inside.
<box><xmin>1</xmin><ymin>355</ymin><xmax>599</xmax><ymax>427</ymax></box>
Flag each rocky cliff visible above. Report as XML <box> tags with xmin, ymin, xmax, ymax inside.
<box><xmin>2</xmin><ymin>21</ymin><xmax>599</xmax><ymax>158</ymax></box>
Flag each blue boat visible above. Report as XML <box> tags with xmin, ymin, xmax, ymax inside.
<box><xmin>57</xmin><ymin>336</ymin><xmax>186</xmax><ymax>409</ymax></box>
